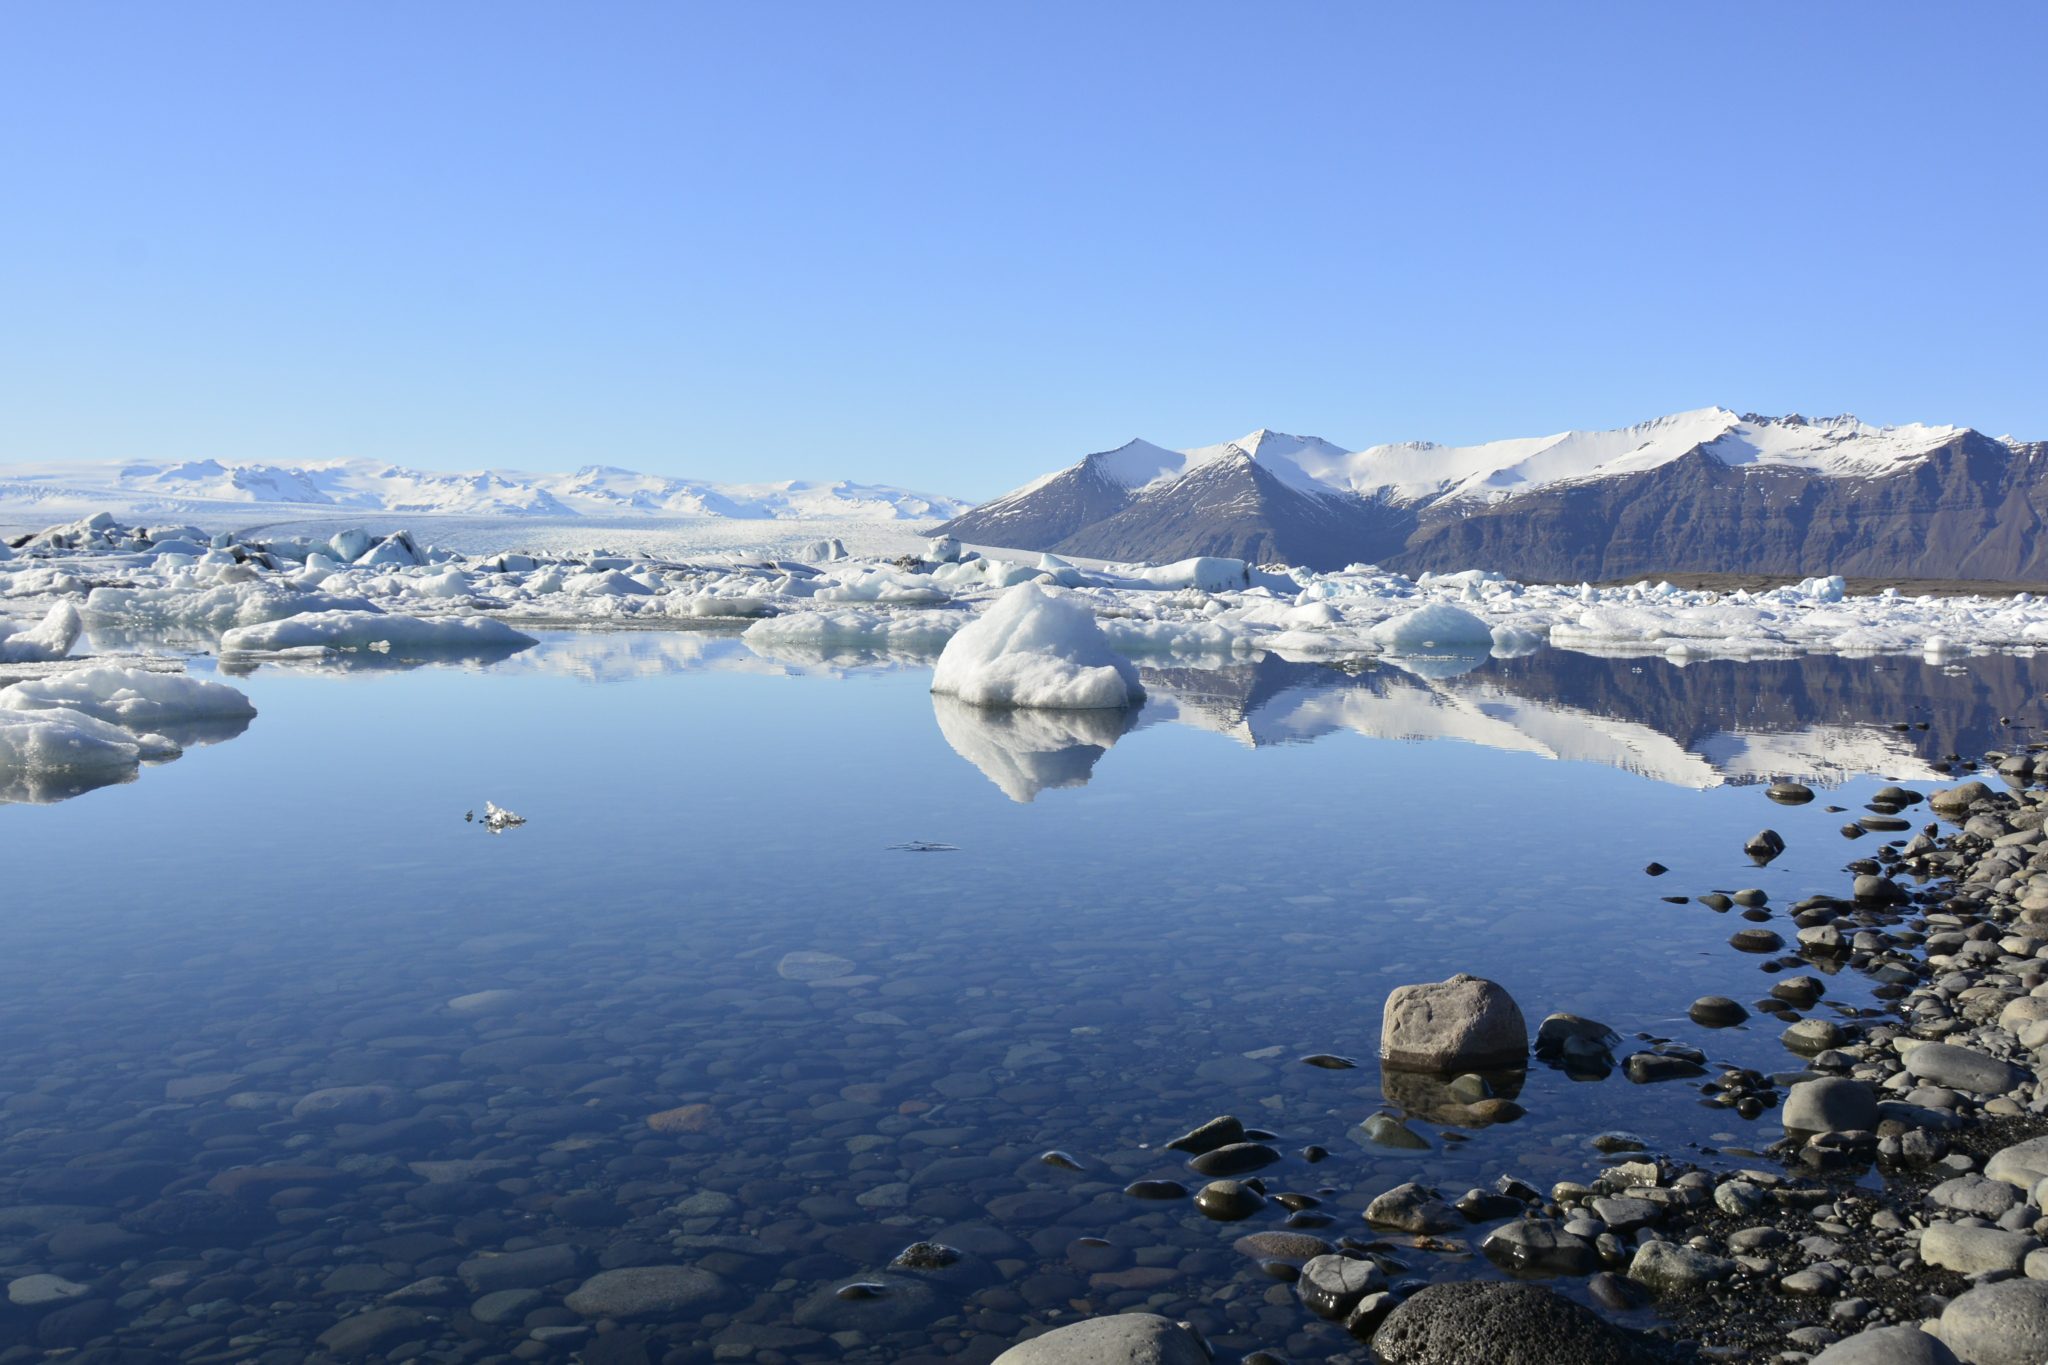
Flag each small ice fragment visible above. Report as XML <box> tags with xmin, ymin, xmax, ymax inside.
<box><xmin>482</xmin><ymin>801</ymin><xmax>525</xmax><ymax>832</ymax></box>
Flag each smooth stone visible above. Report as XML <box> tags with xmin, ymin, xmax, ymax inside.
<box><xmin>1365</xmin><ymin>1182</ymin><xmax>1462</xmax><ymax>1233</ymax></box>
<box><xmin>1628</xmin><ymin>1241</ymin><xmax>1735</xmax><ymax>1294</ymax></box>
<box><xmin>1904</xmin><ymin>1043</ymin><xmax>2026</xmax><ymax>1096</ymax></box>
<box><xmin>1784</xmin><ymin>1019</ymin><xmax>1848</xmax><ymax>1055</ymax></box>
<box><xmin>1937</xmin><ymin>1278</ymin><xmax>2048</xmax><ymax>1365</ymax></box>
<box><xmin>471</xmin><ymin>1288</ymin><xmax>542</xmax><ymax>1325</ymax></box>
<box><xmin>316</xmin><ymin>1307</ymin><xmax>432</xmax><ymax>1360</ymax></box>
<box><xmin>457</xmin><ymin>1244</ymin><xmax>582</xmax><ymax>1294</ymax></box>
<box><xmin>1987</xmin><ymin>1136</ymin><xmax>2048</xmax><ymax>1190</ymax></box>
<box><xmin>1381</xmin><ymin>973</ymin><xmax>1528</xmax><ymax>1072</ymax></box>
<box><xmin>1689</xmin><ymin>996</ymin><xmax>1749</xmax><ymax>1027</ymax></box>
<box><xmin>1810</xmin><ymin>1326</ymin><xmax>1958</xmax><ymax>1364</ymax></box>
<box><xmin>1372</xmin><ymin>1281</ymin><xmax>1661</xmax><ymax>1364</ymax></box>
<box><xmin>1194</xmin><ymin>1180</ymin><xmax>1264</xmax><ymax>1222</ymax></box>
<box><xmin>1769</xmin><ymin>782</ymin><xmax>1817</xmax><ymax>805</ymax></box>
<box><xmin>1784</xmin><ymin>1078</ymin><xmax>1878</xmax><ymax>1134</ymax></box>
<box><xmin>1929</xmin><ymin>1175</ymin><xmax>2023</xmax><ymax>1218</ymax></box>
<box><xmin>992</xmin><ymin>1312</ymin><xmax>1208</xmax><ymax>1364</ymax></box>
<box><xmin>1296</xmin><ymin>1254</ymin><xmax>1384</xmax><ymax>1320</ymax></box>
<box><xmin>1920</xmin><ymin>1224</ymin><xmax>2038</xmax><ymax>1276</ymax></box>
<box><xmin>1187</xmin><ymin>1142</ymin><xmax>1279</xmax><ymax>1176</ymax></box>
<box><xmin>565</xmin><ymin>1266</ymin><xmax>731</xmax><ymax>1319</ymax></box>
<box><xmin>1164</xmin><ymin>1114</ymin><xmax>1243</xmax><ymax>1155</ymax></box>
<box><xmin>1481</xmin><ymin>1220</ymin><xmax>1598</xmax><ymax>1275</ymax></box>
<box><xmin>1731</xmin><ymin>929</ymin><xmax>1785</xmax><ymax>953</ymax></box>
<box><xmin>6</xmin><ymin>1274</ymin><xmax>89</xmax><ymax>1307</ymax></box>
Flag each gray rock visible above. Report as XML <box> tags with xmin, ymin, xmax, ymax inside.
<box><xmin>6</xmin><ymin>1274</ymin><xmax>89</xmax><ymax>1307</ymax></box>
<box><xmin>1371</xmin><ymin>1281</ymin><xmax>1662</xmax><ymax>1364</ymax></box>
<box><xmin>992</xmin><ymin>1312</ymin><xmax>1209</xmax><ymax>1364</ymax></box>
<box><xmin>1481</xmin><ymin>1220</ymin><xmax>1598</xmax><ymax>1275</ymax></box>
<box><xmin>1785</xmin><ymin>1078</ymin><xmax>1878</xmax><ymax>1134</ymax></box>
<box><xmin>1365</xmin><ymin>1182</ymin><xmax>1462</xmax><ymax>1233</ymax></box>
<box><xmin>1628</xmin><ymin>1240</ymin><xmax>1735</xmax><ymax>1295</ymax></box>
<box><xmin>564</xmin><ymin>1265</ymin><xmax>731</xmax><ymax>1319</ymax></box>
<box><xmin>1784</xmin><ymin>1019</ymin><xmax>1848</xmax><ymax>1055</ymax></box>
<box><xmin>1987</xmin><ymin>1136</ymin><xmax>2048</xmax><ymax>1190</ymax></box>
<box><xmin>1904</xmin><ymin>1043</ymin><xmax>2026</xmax><ymax>1096</ymax></box>
<box><xmin>316</xmin><ymin>1307</ymin><xmax>433</xmax><ymax>1360</ymax></box>
<box><xmin>1381</xmin><ymin>974</ymin><xmax>1527</xmax><ymax>1071</ymax></box>
<box><xmin>1938</xmin><ymin>1278</ymin><xmax>2048</xmax><ymax>1365</ymax></box>
<box><xmin>470</xmin><ymin>1289</ymin><xmax>541</xmax><ymax>1325</ymax></box>
<box><xmin>1296</xmin><ymin>1254</ymin><xmax>1384</xmax><ymax>1320</ymax></box>
<box><xmin>457</xmin><ymin>1244</ymin><xmax>582</xmax><ymax>1294</ymax></box>
<box><xmin>1920</xmin><ymin>1224</ymin><xmax>2038</xmax><ymax>1276</ymax></box>
<box><xmin>1811</xmin><ymin>1326</ymin><xmax>1958</xmax><ymax>1364</ymax></box>
<box><xmin>1928</xmin><ymin>1175</ymin><xmax>2023</xmax><ymax>1218</ymax></box>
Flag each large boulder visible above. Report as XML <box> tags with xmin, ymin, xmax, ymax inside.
<box><xmin>1986</xmin><ymin>1136</ymin><xmax>2048</xmax><ymax>1190</ymax></box>
<box><xmin>1902</xmin><ymin>1043</ymin><xmax>2026</xmax><ymax>1096</ymax></box>
<box><xmin>993</xmin><ymin>1312</ymin><xmax>1209</xmax><ymax>1364</ymax></box>
<box><xmin>1783</xmin><ymin>1078</ymin><xmax>1878</xmax><ymax>1135</ymax></box>
<box><xmin>1370</xmin><ymin>1281</ymin><xmax>1663</xmax><ymax>1364</ymax></box>
<box><xmin>1937</xmin><ymin>1279</ymin><xmax>2048</xmax><ymax>1365</ymax></box>
<box><xmin>1381</xmin><ymin>974</ymin><xmax>1527</xmax><ymax>1072</ymax></box>
<box><xmin>1811</xmin><ymin>1326</ymin><xmax>1957</xmax><ymax>1364</ymax></box>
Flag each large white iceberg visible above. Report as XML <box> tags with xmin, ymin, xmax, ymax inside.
<box><xmin>0</xmin><ymin>706</ymin><xmax>181</xmax><ymax>793</ymax></box>
<box><xmin>930</xmin><ymin>584</ymin><xmax>1143</xmax><ymax>709</ymax></box>
<box><xmin>1367</xmin><ymin>601</ymin><xmax>1496</xmax><ymax>652</ymax></box>
<box><xmin>0</xmin><ymin>666</ymin><xmax>255</xmax><ymax>729</ymax></box>
<box><xmin>219</xmin><ymin>611</ymin><xmax>537</xmax><ymax>656</ymax></box>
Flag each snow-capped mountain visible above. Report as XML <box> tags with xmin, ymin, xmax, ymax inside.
<box><xmin>937</xmin><ymin>409</ymin><xmax>2048</xmax><ymax>579</ymax></box>
<box><xmin>0</xmin><ymin>457</ymin><xmax>968</xmax><ymax>524</ymax></box>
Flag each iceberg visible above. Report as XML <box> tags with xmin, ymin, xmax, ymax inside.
<box><xmin>219</xmin><ymin>611</ymin><xmax>537</xmax><ymax>657</ymax></box>
<box><xmin>1368</xmin><ymin>601</ymin><xmax>1495</xmax><ymax>652</ymax></box>
<box><xmin>930</xmin><ymin>583</ymin><xmax>1144</xmax><ymax>709</ymax></box>
<box><xmin>0</xmin><ymin>705</ymin><xmax>181</xmax><ymax>804</ymax></box>
<box><xmin>0</xmin><ymin>602</ymin><xmax>82</xmax><ymax>664</ymax></box>
<box><xmin>0</xmin><ymin>666</ymin><xmax>255</xmax><ymax>730</ymax></box>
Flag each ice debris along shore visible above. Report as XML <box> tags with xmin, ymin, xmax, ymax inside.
<box><xmin>6</xmin><ymin>513</ymin><xmax>2048</xmax><ymax>668</ymax></box>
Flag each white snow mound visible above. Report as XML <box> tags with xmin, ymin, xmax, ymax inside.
<box><xmin>0</xmin><ymin>667</ymin><xmax>256</xmax><ymax>727</ymax></box>
<box><xmin>930</xmin><ymin>584</ymin><xmax>1143</xmax><ymax>709</ymax></box>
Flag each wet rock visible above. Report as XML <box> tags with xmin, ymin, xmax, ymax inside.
<box><xmin>1301</xmin><ymin>1053</ymin><xmax>1356</xmax><ymax>1069</ymax></box>
<box><xmin>1123</xmin><ymin>1180</ymin><xmax>1188</xmax><ymax>1200</ymax></box>
<box><xmin>1164</xmin><ymin>1114</ymin><xmax>1244</xmax><ymax>1155</ymax></box>
<box><xmin>1372</xmin><ymin>1281</ymin><xmax>1662</xmax><ymax>1364</ymax></box>
<box><xmin>6</xmin><ymin>1274</ymin><xmax>89</xmax><ymax>1307</ymax></box>
<box><xmin>1187</xmin><ymin>1142</ymin><xmax>1279</xmax><ymax>1176</ymax></box>
<box><xmin>890</xmin><ymin>1241</ymin><xmax>960</xmax><ymax>1270</ymax></box>
<box><xmin>1730</xmin><ymin>928</ymin><xmax>1785</xmax><ymax>952</ymax></box>
<box><xmin>1783</xmin><ymin>1019</ymin><xmax>1848</xmax><ymax>1055</ymax></box>
<box><xmin>1381</xmin><ymin>974</ymin><xmax>1527</xmax><ymax>1072</ymax></box>
<box><xmin>1481</xmin><ymin>1219</ymin><xmax>1598</xmax><ymax>1275</ymax></box>
<box><xmin>1359</xmin><ymin>1112</ymin><xmax>1430</xmax><ymax>1149</ymax></box>
<box><xmin>1628</xmin><ymin>1240</ymin><xmax>1734</xmax><ymax>1294</ymax></box>
<box><xmin>1746</xmin><ymin>829</ymin><xmax>1787</xmax><ymax>864</ymax></box>
<box><xmin>1193</xmin><ymin>1180</ymin><xmax>1264</xmax><ymax>1221</ymax></box>
<box><xmin>1937</xmin><ymin>1278</ymin><xmax>2048</xmax><ymax>1365</ymax></box>
<box><xmin>1365</xmin><ymin>1182</ymin><xmax>1461</xmax><ymax>1233</ymax></box>
<box><xmin>992</xmin><ymin>1312</ymin><xmax>1209</xmax><ymax>1364</ymax></box>
<box><xmin>1903</xmin><ymin>1042</ymin><xmax>2025</xmax><ymax>1095</ymax></box>
<box><xmin>565</xmin><ymin>1265</ymin><xmax>732</xmax><ymax>1318</ymax></box>
<box><xmin>1689</xmin><ymin>996</ymin><xmax>1749</xmax><ymax>1027</ymax></box>
<box><xmin>1768</xmin><ymin>782</ymin><xmax>1817</xmax><ymax>805</ymax></box>
<box><xmin>1784</xmin><ymin>1078</ymin><xmax>1877</xmax><ymax>1134</ymax></box>
<box><xmin>1853</xmin><ymin>874</ymin><xmax>1907</xmax><ymax>905</ymax></box>
<box><xmin>457</xmin><ymin>1243</ymin><xmax>583</xmax><ymax>1294</ymax></box>
<box><xmin>1231</xmin><ymin>1231</ymin><xmax>1334</xmax><ymax>1261</ymax></box>
<box><xmin>1296</xmin><ymin>1253</ymin><xmax>1384</xmax><ymax>1320</ymax></box>
<box><xmin>1809</xmin><ymin>1326</ymin><xmax>1958</xmax><ymax>1364</ymax></box>
<box><xmin>1624</xmin><ymin>1052</ymin><xmax>1706</xmax><ymax>1083</ymax></box>
<box><xmin>316</xmin><ymin>1307</ymin><xmax>433</xmax><ymax>1360</ymax></box>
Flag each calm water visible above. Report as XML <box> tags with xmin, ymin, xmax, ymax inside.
<box><xmin>0</xmin><ymin>634</ymin><xmax>2036</xmax><ymax>1363</ymax></box>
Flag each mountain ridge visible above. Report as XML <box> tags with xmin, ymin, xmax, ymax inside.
<box><xmin>0</xmin><ymin>457</ymin><xmax>968</xmax><ymax>523</ymax></box>
<box><xmin>936</xmin><ymin>409</ymin><xmax>2048</xmax><ymax>579</ymax></box>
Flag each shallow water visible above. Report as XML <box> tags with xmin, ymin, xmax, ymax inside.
<box><xmin>0</xmin><ymin>636</ymin><xmax>2038</xmax><ymax>1362</ymax></box>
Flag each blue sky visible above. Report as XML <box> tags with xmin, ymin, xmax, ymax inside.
<box><xmin>1</xmin><ymin>3</ymin><xmax>2042</xmax><ymax>500</ymax></box>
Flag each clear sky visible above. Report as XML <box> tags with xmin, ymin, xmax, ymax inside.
<box><xmin>2</xmin><ymin>3</ymin><xmax>2043</xmax><ymax>501</ymax></box>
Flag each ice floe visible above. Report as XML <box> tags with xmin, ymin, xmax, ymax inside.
<box><xmin>0</xmin><ymin>665</ymin><xmax>255</xmax><ymax>730</ymax></box>
<box><xmin>930</xmin><ymin>584</ymin><xmax>1144</xmax><ymax>709</ymax></box>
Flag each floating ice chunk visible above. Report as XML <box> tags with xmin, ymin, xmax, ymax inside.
<box><xmin>0</xmin><ymin>666</ymin><xmax>255</xmax><ymax>729</ymax></box>
<box><xmin>328</xmin><ymin>529</ymin><xmax>373</xmax><ymax>563</ymax></box>
<box><xmin>930</xmin><ymin>583</ymin><xmax>1143</xmax><ymax>709</ymax></box>
<box><xmin>482</xmin><ymin>801</ymin><xmax>525</xmax><ymax>832</ymax></box>
<box><xmin>743</xmin><ymin>608</ymin><xmax>965</xmax><ymax>655</ymax></box>
<box><xmin>1790</xmin><ymin>575</ymin><xmax>1848</xmax><ymax>603</ymax></box>
<box><xmin>0</xmin><ymin>603</ymin><xmax>83</xmax><ymax>663</ymax></box>
<box><xmin>218</xmin><ymin>611</ymin><xmax>537</xmax><ymax>656</ymax></box>
<box><xmin>1109</xmin><ymin>557</ymin><xmax>1251</xmax><ymax>592</ymax></box>
<box><xmin>927</xmin><ymin>535</ymin><xmax>963</xmax><ymax>563</ymax></box>
<box><xmin>1367</xmin><ymin>601</ymin><xmax>1495</xmax><ymax>652</ymax></box>
<box><xmin>561</xmin><ymin>569</ymin><xmax>653</xmax><ymax>597</ymax></box>
<box><xmin>1490</xmin><ymin>625</ymin><xmax>1547</xmax><ymax>656</ymax></box>
<box><xmin>0</xmin><ymin>706</ymin><xmax>180</xmax><ymax>791</ymax></box>
<box><xmin>932</xmin><ymin>693</ymin><xmax>1135</xmax><ymax>801</ymax></box>
<box><xmin>83</xmin><ymin>583</ymin><xmax>375</xmax><ymax>632</ymax></box>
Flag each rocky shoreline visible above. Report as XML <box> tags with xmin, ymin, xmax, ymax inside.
<box><xmin>1003</xmin><ymin>764</ymin><xmax>2048</xmax><ymax>1364</ymax></box>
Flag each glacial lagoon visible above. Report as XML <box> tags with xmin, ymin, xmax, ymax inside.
<box><xmin>0</xmin><ymin>633</ymin><xmax>2037</xmax><ymax>1361</ymax></box>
